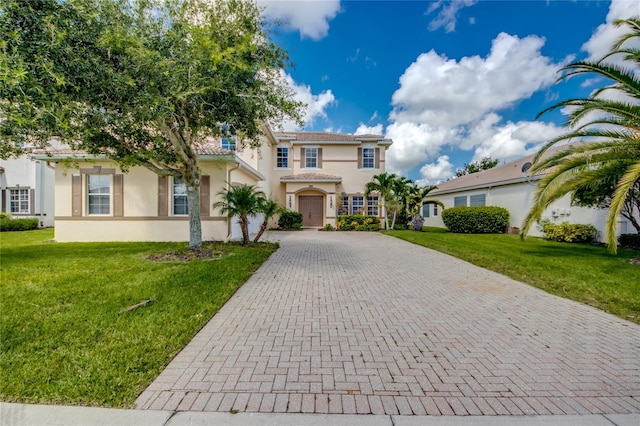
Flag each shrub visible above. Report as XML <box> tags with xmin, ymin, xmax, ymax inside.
<box><xmin>441</xmin><ymin>206</ymin><xmax>510</xmax><ymax>234</ymax></box>
<box><xmin>323</xmin><ymin>223</ymin><xmax>334</xmax><ymax>231</ymax></box>
<box><xmin>336</xmin><ymin>215</ymin><xmax>380</xmax><ymax>231</ymax></box>
<box><xmin>277</xmin><ymin>210</ymin><xmax>303</xmax><ymax>230</ymax></box>
<box><xmin>542</xmin><ymin>222</ymin><xmax>598</xmax><ymax>243</ymax></box>
<box><xmin>618</xmin><ymin>233</ymin><xmax>640</xmax><ymax>250</ymax></box>
<box><xmin>0</xmin><ymin>216</ymin><xmax>39</xmax><ymax>232</ymax></box>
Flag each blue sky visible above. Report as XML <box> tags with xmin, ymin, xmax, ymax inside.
<box><xmin>258</xmin><ymin>0</ymin><xmax>639</xmax><ymax>185</ymax></box>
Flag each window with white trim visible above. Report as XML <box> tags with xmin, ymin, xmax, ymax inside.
<box><xmin>422</xmin><ymin>204</ymin><xmax>430</xmax><ymax>217</ymax></box>
<box><xmin>277</xmin><ymin>146</ymin><xmax>289</xmax><ymax>168</ymax></box>
<box><xmin>9</xmin><ymin>188</ymin><xmax>30</xmax><ymax>213</ymax></box>
<box><xmin>351</xmin><ymin>196</ymin><xmax>364</xmax><ymax>215</ymax></box>
<box><xmin>433</xmin><ymin>204</ymin><xmax>438</xmax><ymax>216</ymax></box>
<box><xmin>366</xmin><ymin>196</ymin><xmax>379</xmax><ymax>216</ymax></box>
<box><xmin>362</xmin><ymin>147</ymin><xmax>375</xmax><ymax>169</ymax></box>
<box><xmin>454</xmin><ymin>196</ymin><xmax>467</xmax><ymax>207</ymax></box>
<box><xmin>173</xmin><ymin>178</ymin><xmax>189</xmax><ymax>215</ymax></box>
<box><xmin>470</xmin><ymin>194</ymin><xmax>486</xmax><ymax>206</ymax></box>
<box><xmin>220</xmin><ymin>124</ymin><xmax>236</xmax><ymax>150</ymax></box>
<box><xmin>339</xmin><ymin>196</ymin><xmax>349</xmax><ymax>216</ymax></box>
<box><xmin>87</xmin><ymin>175</ymin><xmax>111</xmax><ymax>215</ymax></box>
<box><xmin>305</xmin><ymin>147</ymin><xmax>318</xmax><ymax>168</ymax></box>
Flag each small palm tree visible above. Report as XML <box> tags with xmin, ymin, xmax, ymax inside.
<box><xmin>522</xmin><ymin>17</ymin><xmax>640</xmax><ymax>253</ymax></box>
<box><xmin>254</xmin><ymin>198</ymin><xmax>282</xmax><ymax>242</ymax></box>
<box><xmin>406</xmin><ymin>184</ymin><xmax>443</xmax><ymax>231</ymax></box>
<box><xmin>364</xmin><ymin>172</ymin><xmax>397</xmax><ymax>229</ymax></box>
<box><xmin>214</xmin><ymin>184</ymin><xmax>265</xmax><ymax>245</ymax></box>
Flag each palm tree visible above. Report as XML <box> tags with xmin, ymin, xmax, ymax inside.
<box><xmin>214</xmin><ymin>184</ymin><xmax>265</xmax><ymax>245</ymax></box>
<box><xmin>253</xmin><ymin>198</ymin><xmax>282</xmax><ymax>242</ymax></box>
<box><xmin>521</xmin><ymin>17</ymin><xmax>640</xmax><ymax>253</ymax></box>
<box><xmin>364</xmin><ymin>172</ymin><xmax>397</xmax><ymax>230</ymax></box>
<box><xmin>406</xmin><ymin>184</ymin><xmax>443</xmax><ymax>231</ymax></box>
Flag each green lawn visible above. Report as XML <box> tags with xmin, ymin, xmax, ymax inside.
<box><xmin>0</xmin><ymin>229</ymin><xmax>277</xmax><ymax>407</ymax></box>
<box><xmin>386</xmin><ymin>227</ymin><xmax>640</xmax><ymax>324</ymax></box>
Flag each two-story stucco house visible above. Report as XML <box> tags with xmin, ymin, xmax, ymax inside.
<box><xmin>33</xmin><ymin>126</ymin><xmax>393</xmax><ymax>242</ymax></box>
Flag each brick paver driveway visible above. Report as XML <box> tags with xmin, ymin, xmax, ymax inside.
<box><xmin>137</xmin><ymin>231</ymin><xmax>640</xmax><ymax>415</ymax></box>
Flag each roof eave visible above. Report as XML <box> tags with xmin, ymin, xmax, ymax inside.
<box><xmin>427</xmin><ymin>175</ymin><xmax>545</xmax><ymax>196</ymax></box>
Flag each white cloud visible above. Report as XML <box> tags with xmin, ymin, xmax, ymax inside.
<box><xmin>259</xmin><ymin>0</ymin><xmax>341</xmax><ymax>40</ymax></box>
<box><xmin>385</xmin><ymin>32</ymin><xmax>566</xmax><ymax>175</ymax></box>
<box><xmin>278</xmin><ymin>71</ymin><xmax>336</xmax><ymax>131</ymax></box>
<box><xmin>354</xmin><ymin>123</ymin><xmax>384</xmax><ymax>136</ymax></box>
<box><xmin>417</xmin><ymin>156</ymin><xmax>454</xmax><ymax>186</ymax></box>
<box><xmin>426</xmin><ymin>0</ymin><xmax>478</xmax><ymax>33</ymax></box>
<box><xmin>582</xmin><ymin>0</ymin><xmax>640</xmax><ymax>62</ymax></box>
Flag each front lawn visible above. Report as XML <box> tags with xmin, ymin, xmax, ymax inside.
<box><xmin>0</xmin><ymin>229</ymin><xmax>277</xmax><ymax>407</ymax></box>
<box><xmin>386</xmin><ymin>228</ymin><xmax>640</xmax><ymax>324</ymax></box>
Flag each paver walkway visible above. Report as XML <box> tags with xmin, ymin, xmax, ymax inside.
<box><xmin>136</xmin><ymin>231</ymin><xmax>640</xmax><ymax>416</ymax></box>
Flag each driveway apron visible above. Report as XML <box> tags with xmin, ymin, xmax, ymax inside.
<box><xmin>136</xmin><ymin>231</ymin><xmax>640</xmax><ymax>415</ymax></box>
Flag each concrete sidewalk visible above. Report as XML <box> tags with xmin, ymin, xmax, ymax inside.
<box><xmin>2</xmin><ymin>402</ymin><xmax>640</xmax><ymax>426</ymax></box>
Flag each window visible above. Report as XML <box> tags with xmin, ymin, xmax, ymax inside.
<box><xmin>362</xmin><ymin>147</ymin><xmax>375</xmax><ymax>169</ymax></box>
<box><xmin>351</xmin><ymin>196</ymin><xmax>364</xmax><ymax>215</ymax></box>
<box><xmin>454</xmin><ymin>196</ymin><xmax>467</xmax><ymax>207</ymax></box>
<box><xmin>434</xmin><ymin>204</ymin><xmax>438</xmax><ymax>216</ymax></box>
<box><xmin>305</xmin><ymin>147</ymin><xmax>318</xmax><ymax>168</ymax></box>
<box><xmin>87</xmin><ymin>175</ymin><xmax>111</xmax><ymax>215</ymax></box>
<box><xmin>221</xmin><ymin>124</ymin><xmax>236</xmax><ymax>150</ymax></box>
<box><xmin>470</xmin><ymin>194</ymin><xmax>486</xmax><ymax>206</ymax></box>
<box><xmin>367</xmin><ymin>196</ymin><xmax>379</xmax><ymax>216</ymax></box>
<box><xmin>422</xmin><ymin>204</ymin><xmax>430</xmax><ymax>218</ymax></box>
<box><xmin>173</xmin><ymin>178</ymin><xmax>189</xmax><ymax>215</ymax></box>
<box><xmin>339</xmin><ymin>196</ymin><xmax>349</xmax><ymax>216</ymax></box>
<box><xmin>277</xmin><ymin>146</ymin><xmax>289</xmax><ymax>168</ymax></box>
<box><xmin>9</xmin><ymin>189</ymin><xmax>29</xmax><ymax>213</ymax></box>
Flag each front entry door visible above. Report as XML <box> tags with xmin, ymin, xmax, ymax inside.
<box><xmin>299</xmin><ymin>195</ymin><xmax>323</xmax><ymax>227</ymax></box>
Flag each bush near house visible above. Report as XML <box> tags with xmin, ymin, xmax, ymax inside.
<box><xmin>542</xmin><ymin>222</ymin><xmax>598</xmax><ymax>243</ymax></box>
<box><xmin>336</xmin><ymin>215</ymin><xmax>380</xmax><ymax>231</ymax></box>
<box><xmin>441</xmin><ymin>206</ymin><xmax>510</xmax><ymax>234</ymax></box>
<box><xmin>618</xmin><ymin>233</ymin><xmax>640</xmax><ymax>250</ymax></box>
<box><xmin>0</xmin><ymin>214</ymin><xmax>39</xmax><ymax>232</ymax></box>
<box><xmin>278</xmin><ymin>210</ymin><xmax>303</xmax><ymax>230</ymax></box>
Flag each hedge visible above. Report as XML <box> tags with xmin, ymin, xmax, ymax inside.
<box><xmin>0</xmin><ymin>215</ymin><xmax>39</xmax><ymax>232</ymax></box>
<box><xmin>618</xmin><ymin>233</ymin><xmax>640</xmax><ymax>250</ymax></box>
<box><xmin>336</xmin><ymin>215</ymin><xmax>380</xmax><ymax>231</ymax></box>
<box><xmin>441</xmin><ymin>206</ymin><xmax>509</xmax><ymax>234</ymax></box>
<box><xmin>542</xmin><ymin>222</ymin><xmax>598</xmax><ymax>243</ymax></box>
<box><xmin>277</xmin><ymin>210</ymin><xmax>303</xmax><ymax>230</ymax></box>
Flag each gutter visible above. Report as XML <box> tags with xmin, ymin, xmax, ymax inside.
<box><xmin>428</xmin><ymin>175</ymin><xmax>544</xmax><ymax>196</ymax></box>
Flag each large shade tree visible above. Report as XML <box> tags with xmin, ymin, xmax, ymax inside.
<box><xmin>0</xmin><ymin>0</ymin><xmax>303</xmax><ymax>249</ymax></box>
<box><xmin>521</xmin><ymin>17</ymin><xmax>640</xmax><ymax>253</ymax></box>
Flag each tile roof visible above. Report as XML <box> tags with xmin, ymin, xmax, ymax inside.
<box><xmin>280</xmin><ymin>173</ymin><xmax>342</xmax><ymax>182</ymax></box>
<box><xmin>274</xmin><ymin>131</ymin><xmax>391</xmax><ymax>144</ymax></box>
<box><xmin>32</xmin><ymin>142</ymin><xmax>235</xmax><ymax>158</ymax></box>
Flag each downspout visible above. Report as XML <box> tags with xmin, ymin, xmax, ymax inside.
<box><xmin>224</xmin><ymin>161</ymin><xmax>241</xmax><ymax>242</ymax></box>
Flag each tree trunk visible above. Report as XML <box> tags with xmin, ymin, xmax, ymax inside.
<box><xmin>187</xmin><ymin>185</ymin><xmax>202</xmax><ymax>250</ymax></box>
<box><xmin>240</xmin><ymin>216</ymin><xmax>250</xmax><ymax>245</ymax></box>
<box><xmin>254</xmin><ymin>221</ymin><xmax>268</xmax><ymax>242</ymax></box>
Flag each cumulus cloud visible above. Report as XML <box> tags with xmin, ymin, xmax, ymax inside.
<box><xmin>426</xmin><ymin>0</ymin><xmax>478</xmax><ymax>33</ymax></box>
<box><xmin>354</xmin><ymin>123</ymin><xmax>384</xmax><ymax>136</ymax></box>
<box><xmin>417</xmin><ymin>156</ymin><xmax>454</xmax><ymax>186</ymax></box>
<box><xmin>582</xmin><ymin>0</ymin><xmax>639</xmax><ymax>62</ymax></box>
<box><xmin>385</xmin><ymin>32</ymin><xmax>566</xmax><ymax>177</ymax></box>
<box><xmin>259</xmin><ymin>0</ymin><xmax>341</xmax><ymax>40</ymax></box>
<box><xmin>278</xmin><ymin>71</ymin><xmax>336</xmax><ymax>131</ymax></box>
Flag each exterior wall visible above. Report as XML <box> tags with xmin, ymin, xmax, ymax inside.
<box><xmin>423</xmin><ymin>181</ymin><xmax>632</xmax><ymax>241</ymax></box>
<box><xmin>0</xmin><ymin>155</ymin><xmax>56</xmax><ymax>227</ymax></box>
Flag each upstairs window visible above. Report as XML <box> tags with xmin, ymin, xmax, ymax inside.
<box><xmin>87</xmin><ymin>175</ymin><xmax>111</xmax><ymax>215</ymax></box>
<box><xmin>277</xmin><ymin>146</ymin><xmax>289</xmax><ymax>168</ymax></box>
<box><xmin>305</xmin><ymin>147</ymin><xmax>318</xmax><ymax>168</ymax></box>
<box><xmin>220</xmin><ymin>124</ymin><xmax>236</xmax><ymax>150</ymax></box>
<box><xmin>173</xmin><ymin>178</ymin><xmax>189</xmax><ymax>215</ymax></box>
<box><xmin>362</xmin><ymin>147</ymin><xmax>375</xmax><ymax>169</ymax></box>
<box><xmin>9</xmin><ymin>188</ymin><xmax>30</xmax><ymax>214</ymax></box>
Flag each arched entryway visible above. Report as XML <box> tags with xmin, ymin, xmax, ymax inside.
<box><xmin>298</xmin><ymin>193</ymin><xmax>324</xmax><ymax>227</ymax></box>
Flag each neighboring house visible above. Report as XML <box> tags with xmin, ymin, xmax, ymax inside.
<box><xmin>1</xmin><ymin>147</ymin><xmax>56</xmax><ymax>227</ymax></box>
<box><xmin>32</xmin><ymin>126</ymin><xmax>393</xmax><ymax>242</ymax></box>
<box><xmin>422</xmin><ymin>151</ymin><xmax>634</xmax><ymax>241</ymax></box>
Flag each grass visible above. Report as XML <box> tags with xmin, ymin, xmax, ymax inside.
<box><xmin>386</xmin><ymin>227</ymin><xmax>640</xmax><ymax>324</ymax></box>
<box><xmin>0</xmin><ymin>229</ymin><xmax>277</xmax><ymax>407</ymax></box>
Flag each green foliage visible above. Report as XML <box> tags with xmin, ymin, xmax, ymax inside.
<box><xmin>0</xmin><ymin>216</ymin><xmax>39</xmax><ymax>232</ymax></box>
<box><xmin>213</xmin><ymin>184</ymin><xmax>265</xmax><ymax>245</ymax></box>
<box><xmin>542</xmin><ymin>222</ymin><xmax>598</xmax><ymax>243</ymax></box>
<box><xmin>336</xmin><ymin>215</ymin><xmax>380</xmax><ymax>231</ymax></box>
<box><xmin>323</xmin><ymin>223</ymin><xmax>334</xmax><ymax>231</ymax></box>
<box><xmin>455</xmin><ymin>156</ymin><xmax>500</xmax><ymax>177</ymax></box>
<box><xmin>618</xmin><ymin>233</ymin><xmax>640</xmax><ymax>250</ymax></box>
<box><xmin>0</xmin><ymin>229</ymin><xmax>277</xmax><ymax>406</ymax></box>
<box><xmin>278</xmin><ymin>210</ymin><xmax>303</xmax><ymax>230</ymax></box>
<box><xmin>441</xmin><ymin>206</ymin><xmax>510</xmax><ymax>234</ymax></box>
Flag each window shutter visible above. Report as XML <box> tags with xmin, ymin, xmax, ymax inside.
<box><xmin>300</xmin><ymin>148</ymin><xmax>305</xmax><ymax>168</ymax></box>
<box><xmin>158</xmin><ymin>176</ymin><xmax>168</xmax><ymax>217</ymax></box>
<box><xmin>30</xmin><ymin>189</ymin><xmax>35</xmax><ymax>214</ymax></box>
<box><xmin>72</xmin><ymin>175</ymin><xmax>82</xmax><ymax>217</ymax></box>
<box><xmin>200</xmin><ymin>175</ymin><xmax>210</xmax><ymax>216</ymax></box>
<box><xmin>1</xmin><ymin>189</ymin><xmax>5</xmax><ymax>212</ymax></box>
<box><xmin>357</xmin><ymin>147</ymin><xmax>363</xmax><ymax>169</ymax></box>
<box><xmin>375</xmin><ymin>148</ymin><xmax>380</xmax><ymax>169</ymax></box>
<box><xmin>317</xmin><ymin>148</ymin><xmax>323</xmax><ymax>168</ymax></box>
<box><xmin>113</xmin><ymin>174</ymin><xmax>124</xmax><ymax>217</ymax></box>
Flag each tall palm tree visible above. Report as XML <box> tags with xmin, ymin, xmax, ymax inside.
<box><xmin>365</xmin><ymin>172</ymin><xmax>397</xmax><ymax>230</ymax></box>
<box><xmin>521</xmin><ymin>17</ymin><xmax>640</xmax><ymax>253</ymax></box>
<box><xmin>214</xmin><ymin>184</ymin><xmax>265</xmax><ymax>245</ymax></box>
<box><xmin>253</xmin><ymin>198</ymin><xmax>282</xmax><ymax>242</ymax></box>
